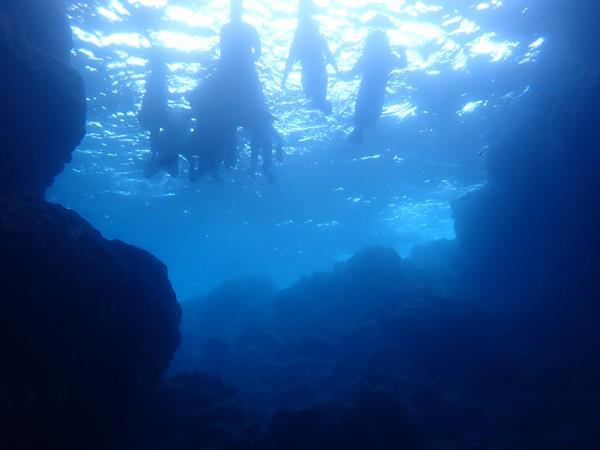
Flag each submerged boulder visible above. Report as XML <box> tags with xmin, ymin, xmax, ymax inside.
<box><xmin>182</xmin><ymin>276</ymin><xmax>277</xmax><ymax>346</ymax></box>
<box><xmin>0</xmin><ymin>6</ymin><xmax>86</xmax><ymax>196</ymax></box>
<box><xmin>274</xmin><ymin>247</ymin><xmax>416</xmax><ymax>335</ymax></box>
<box><xmin>0</xmin><ymin>2</ymin><xmax>183</xmax><ymax>449</ymax></box>
<box><xmin>0</xmin><ymin>196</ymin><xmax>181</xmax><ymax>450</ymax></box>
<box><xmin>134</xmin><ymin>372</ymin><xmax>263</xmax><ymax>450</ymax></box>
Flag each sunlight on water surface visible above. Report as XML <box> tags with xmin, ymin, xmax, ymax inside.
<box><xmin>49</xmin><ymin>0</ymin><xmax>545</xmax><ymax>297</ymax></box>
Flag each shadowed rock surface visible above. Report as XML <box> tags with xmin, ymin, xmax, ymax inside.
<box><xmin>0</xmin><ymin>5</ymin><xmax>86</xmax><ymax>196</ymax></box>
<box><xmin>268</xmin><ymin>389</ymin><xmax>423</xmax><ymax>450</ymax></box>
<box><xmin>133</xmin><ymin>372</ymin><xmax>263</xmax><ymax>450</ymax></box>
<box><xmin>0</xmin><ymin>3</ymin><xmax>182</xmax><ymax>449</ymax></box>
<box><xmin>176</xmin><ymin>242</ymin><xmax>600</xmax><ymax>449</ymax></box>
<box><xmin>0</xmin><ymin>0</ymin><xmax>73</xmax><ymax>60</ymax></box>
<box><xmin>453</xmin><ymin>58</ymin><xmax>600</xmax><ymax>296</ymax></box>
<box><xmin>0</xmin><ymin>196</ymin><xmax>181</xmax><ymax>449</ymax></box>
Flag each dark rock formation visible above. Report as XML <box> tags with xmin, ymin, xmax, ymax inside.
<box><xmin>134</xmin><ymin>372</ymin><xmax>263</xmax><ymax>450</ymax></box>
<box><xmin>453</xmin><ymin>61</ymin><xmax>600</xmax><ymax>295</ymax></box>
<box><xmin>0</xmin><ymin>5</ymin><xmax>86</xmax><ymax>196</ymax></box>
<box><xmin>269</xmin><ymin>390</ymin><xmax>423</xmax><ymax>450</ymax></box>
<box><xmin>0</xmin><ymin>2</ymin><xmax>182</xmax><ymax>449</ymax></box>
<box><xmin>0</xmin><ymin>0</ymin><xmax>73</xmax><ymax>61</ymax></box>
<box><xmin>274</xmin><ymin>247</ymin><xmax>416</xmax><ymax>335</ymax></box>
<box><xmin>178</xmin><ymin>242</ymin><xmax>600</xmax><ymax>448</ymax></box>
<box><xmin>450</xmin><ymin>0</ymin><xmax>600</xmax><ymax>296</ymax></box>
<box><xmin>530</xmin><ymin>0</ymin><xmax>600</xmax><ymax>57</ymax></box>
<box><xmin>182</xmin><ymin>276</ymin><xmax>277</xmax><ymax>346</ymax></box>
<box><xmin>0</xmin><ymin>196</ymin><xmax>181</xmax><ymax>450</ymax></box>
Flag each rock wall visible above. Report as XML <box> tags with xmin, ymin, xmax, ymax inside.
<box><xmin>0</xmin><ymin>6</ymin><xmax>86</xmax><ymax>196</ymax></box>
<box><xmin>0</xmin><ymin>196</ymin><xmax>181</xmax><ymax>449</ymax></box>
<box><xmin>452</xmin><ymin>2</ymin><xmax>600</xmax><ymax>295</ymax></box>
<box><xmin>0</xmin><ymin>2</ymin><xmax>181</xmax><ymax>449</ymax></box>
<box><xmin>0</xmin><ymin>0</ymin><xmax>73</xmax><ymax>61</ymax></box>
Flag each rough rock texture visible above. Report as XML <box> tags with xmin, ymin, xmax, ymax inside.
<box><xmin>134</xmin><ymin>372</ymin><xmax>263</xmax><ymax>450</ymax></box>
<box><xmin>176</xmin><ymin>245</ymin><xmax>600</xmax><ymax>449</ymax></box>
<box><xmin>182</xmin><ymin>277</ymin><xmax>277</xmax><ymax>346</ymax></box>
<box><xmin>274</xmin><ymin>247</ymin><xmax>415</xmax><ymax>335</ymax></box>
<box><xmin>0</xmin><ymin>0</ymin><xmax>73</xmax><ymax>60</ymax></box>
<box><xmin>453</xmin><ymin>0</ymin><xmax>600</xmax><ymax>277</ymax></box>
<box><xmin>0</xmin><ymin>6</ymin><xmax>86</xmax><ymax>196</ymax></box>
<box><xmin>0</xmin><ymin>4</ymin><xmax>181</xmax><ymax>448</ymax></box>
<box><xmin>0</xmin><ymin>196</ymin><xmax>181</xmax><ymax>450</ymax></box>
<box><xmin>452</xmin><ymin>58</ymin><xmax>600</xmax><ymax>293</ymax></box>
<box><xmin>269</xmin><ymin>390</ymin><xmax>423</xmax><ymax>450</ymax></box>
<box><xmin>451</xmin><ymin>0</ymin><xmax>600</xmax><ymax>293</ymax></box>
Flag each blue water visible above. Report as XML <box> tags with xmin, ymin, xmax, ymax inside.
<box><xmin>48</xmin><ymin>0</ymin><xmax>543</xmax><ymax>299</ymax></box>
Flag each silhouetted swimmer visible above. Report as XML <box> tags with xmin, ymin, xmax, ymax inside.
<box><xmin>186</xmin><ymin>76</ymin><xmax>237</xmax><ymax>182</ymax></box>
<box><xmin>218</xmin><ymin>0</ymin><xmax>265</xmax><ymax>123</ymax></box>
<box><xmin>346</xmin><ymin>31</ymin><xmax>407</xmax><ymax>144</ymax></box>
<box><xmin>220</xmin><ymin>0</ymin><xmax>261</xmax><ymax>69</ymax></box>
<box><xmin>144</xmin><ymin>108</ymin><xmax>191</xmax><ymax>178</ymax></box>
<box><xmin>139</xmin><ymin>54</ymin><xmax>169</xmax><ymax>155</ymax></box>
<box><xmin>282</xmin><ymin>0</ymin><xmax>338</xmax><ymax>114</ymax></box>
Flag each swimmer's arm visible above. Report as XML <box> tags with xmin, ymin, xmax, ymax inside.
<box><xmin>338</xmin><ymin>56</ymin><xmax>363</xmax><ymax>80</ymax></box>
<box><xmin>282</xmin><ymin>35</ymin><xmax>299</xmax><ymax>86</ymax></box>
<box><xmin>282</xmin><ymin>56</ymin><xmax>294</xmax><ymax>86</ymax></box>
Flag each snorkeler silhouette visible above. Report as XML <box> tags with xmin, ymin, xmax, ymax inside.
<box><xmin>220</xmin><ymin>0</ymin><xmax>261</xmax><ymax>69</ymax></box>
<box><xmin>203</xmin><ymin>0</ymin><xmax>280</xmax><ymax>182</ymax></box>
<box><xmin>346</xmin><ymin>30</ymin><xmax>407</xmax><ymax>144</ymax></box>
<box><xmin>139</xmin><ymin>53</ymin><xmax>169</xmax><ymax>156</ymax></box>
<box><xmin>218</xmin><ymin>0</ymin><xmax>265</xmax><ymax>124</ymax></box>
<box><xmin>282</xmin><ymin>0</ymin><xmax>338</xmax><ymax>115</ymax></box>
<box><xmin>186</xmin><ymin>75</ymin><xmax>237</xmax><ymax>182</ymax></box>
<box><xmin>144</xmin><ymin>108</ymin><xmax>191</xmax><ymax>179</ymax></box>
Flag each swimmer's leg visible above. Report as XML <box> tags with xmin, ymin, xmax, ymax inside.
<box><xmin>349</xmin><ymin>126</ymin><xmax>365</xmax><ymax>144</ymax></box>
<box><xmin>303</xmin><ymin>68</ymin><xmax>332</xmax><ymax>115</ymax></box>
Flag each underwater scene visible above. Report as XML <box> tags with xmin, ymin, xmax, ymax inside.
<box><xmin>1</xmin><ymin>0</ymin><xmax>599</xmax><ymax>449</ymax></box>
<box><xmin>49</xmin><ymin>0</ymin><xmax>538</xmax><ymax>298</ymax></box>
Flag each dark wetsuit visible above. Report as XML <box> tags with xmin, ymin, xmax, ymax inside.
<box><xmin>292</xmin><ymin>26</ymin><xmax>329</xmax><ymax>107</ymax></box>
<box><xmin>284</xmin><ymin>19</ymin><xmax>336</xmax><ymax>114</ymax></box>
<box><xmin>355</xmin><ymin>53</ymin><xmax>394</xmax><ymax>129</ymax></box>
<box><xmin>218</xmin><ymin>20</ymin><xmax>265</xmax><ymax>125</ymax></box>
<box><xmin>351</xmin><ymin>47</ymin><xmax>406</xmax><ymax>142</ymax></box>
<box><xmin>187</xmin><ymin>76</ymin><xmax>237</xmax><ymax>177</ymax></box>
